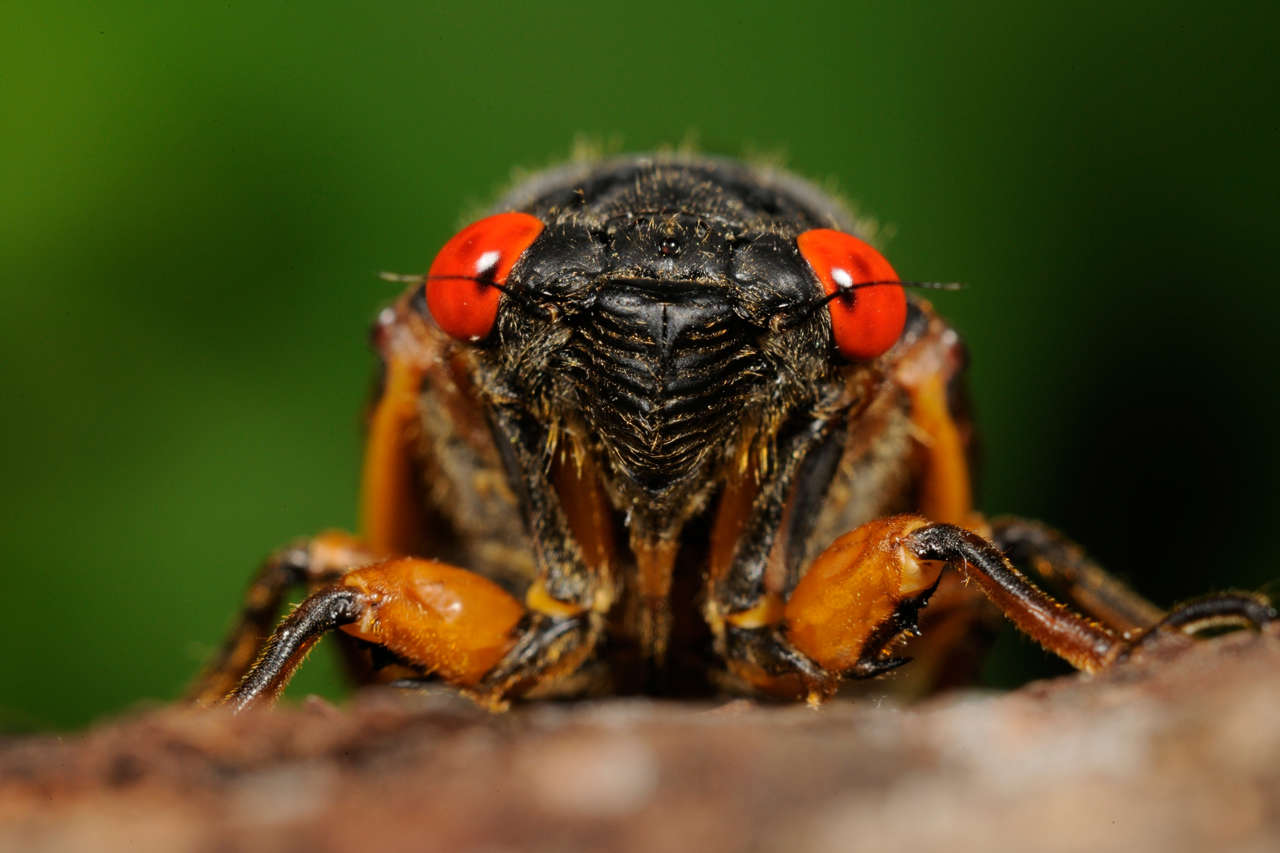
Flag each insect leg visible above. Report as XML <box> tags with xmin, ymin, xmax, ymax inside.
<box><xmin>188</xmin><ymin>531</ymin><xmax>378</xmax><ymax>705</ymax></box>
<box><xmin>231</xmin><ymin>399</ymin><xmax>613</xmax><ymax>711</ymax></box>
<box><xmin>908</xmin><ymin>523</ymin><xmax>1277</xmax><ymax>660</ymax></box>
<box><xmin>226</xmin><ymin>557</ymin><xmax>528</xmax><ymax>711</ymax></box>
<box><xmin>444</xmin><ymin>408</ymin><xmax>616</xmax><ymax>699</ymax></box>
<box><xmin>701</xmin><ymin>409</ymin><xmax>845</xmax><ymax>697</ymax></box>
<box><xmin>985</xmin><ymin>518</ymin><xmax>1274</xmax><ymax>648</ymax></box>
<box><xmin>1121</xmin><ymin>592</ymin><xmax>1277</xmax><ymax>651</ymax></box>
<box><xmin>782</xmin><ymin>517</ymin><xmax>1276</xmax><ymax>700</ymax></box>
<box><xmin>713</xmin><ymin>515</ymin><xmax>956</xmax><ymax>701</ymax></box>
<box><xmin>901</xmin><ymin>521</ymin><xmax>1122</xmax><ymax>672</ymax></box>
<box><xmin>882</xmin><ymin>304</ymin><xmax>998</xmax><ymax>693</ymax></box>
<box><xmin>891</xmin><ymin>303</ymin><xmax>974</xmax><ymax>527</ymax></box>
<box><xmin>704</xmin><ymin>318</ymin><xmax>981</xmax><ymax>699</ymax></box>
<box><xmin>987</xmin><ymin>516</ymin><xmax>1164</xmax><ymax>632</ymax></box>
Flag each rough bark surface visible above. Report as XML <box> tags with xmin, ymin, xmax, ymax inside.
<box><xmin>3</xmin><ymin>628</ymin><xmax>1279</xmax><ymax>852</ymax></box>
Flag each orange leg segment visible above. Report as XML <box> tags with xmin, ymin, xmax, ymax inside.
<box><xmin>339</xmin><ymin>559</ymin><xmax>525</xmax><ymax>685</ymax></box>
<box><xmin>226</xmin><ymin>558</ymin><xmax>526</xmax><ymax>711</ymax></box>
<box><xmin>360</xmin><ymin>349</ymin><xmax>430</xmax><ymax>557</ymax></box>
<box><xmin>777</xmin><ymin>516</ymin><xmax>1279</xmax><ymax>701</ymax></box>
<box><xmin>784</xmin><ymin>516</ymin><xmax>941</xmax><ymax>675</ymax></box>
<box><xmin>779</xmin><ymin>515</ymin><xmax>1118</xmax><ymax>692</ymax></box>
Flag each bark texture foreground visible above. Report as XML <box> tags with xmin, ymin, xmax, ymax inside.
<box><xmin>3</xmin><ymin>628</ymin><xmax>1279</xmax><ymax>852</ymax></box>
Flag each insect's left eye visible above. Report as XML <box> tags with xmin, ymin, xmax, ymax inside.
<box><xmin>425</xmin><ymin>212</ymin><xmax>545</xmax><ymax>342</ymax></box>
<box><xmin>797</xmin><ymin>229</ymin><xmax>907</xmax><ymax>360</ymax></box>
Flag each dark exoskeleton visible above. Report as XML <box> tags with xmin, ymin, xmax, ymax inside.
<box><xmin>190</xmin><ymin>154</ymin><xmax>1276</xmax><ymax>710</ymax></box>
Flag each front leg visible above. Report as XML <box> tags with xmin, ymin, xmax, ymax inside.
<box><xmin>226</xmin><ymin>557</ymin><xmax>600</xmax><ymax>711</ymax></box>
<box><xmin>188</xmin><ymin>531</ymin><xmax>379</xmax><ymax>705</ymax></box>
<box><xmin>728</xmin><ymin>516</ymin><xmax>1277</xmax><ymax>702</ymax></box>
<box><xmin>988</xmin><ymin>516</ymin><xmax>1164</xmax><ymax>633</ymax></box>
<box><xmin>225</xmin><ymin>411</ymin><xmax>615</xmax><ymax>711</ymax></box>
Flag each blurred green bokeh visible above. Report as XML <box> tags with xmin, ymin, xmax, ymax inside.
<box><xmin>3</xmin><ymin>1</ymin><xmax>1278</xmax><ymax>729</ymax></box>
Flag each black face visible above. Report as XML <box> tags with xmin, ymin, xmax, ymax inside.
<box><xmin>471</xmin><ymin>156</ymin><xmax>869</xmax><ymax>530</ymax></box>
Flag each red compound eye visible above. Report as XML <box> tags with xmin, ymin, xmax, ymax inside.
<box><xmin>797</xmin><ymin>229</ymin><xmax>907</xmax><ymax>361</ymax></box>
<box><xmin>425</xmin><ymin>212</ymin><xmax>544</xmax><ymax>342</ymax></box>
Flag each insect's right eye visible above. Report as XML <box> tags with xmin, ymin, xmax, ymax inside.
<box><xmin>425</xmin><ymin>212</ymin><xmax>544</xmax><ymax>342</ymax></box>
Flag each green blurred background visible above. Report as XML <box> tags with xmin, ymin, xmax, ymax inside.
<box><xmin>3</xmin><ymin>1</ymin><xmax>1278</xmax><ymax>729</ymax></box>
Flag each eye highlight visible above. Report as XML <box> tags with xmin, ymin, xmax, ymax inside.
<box><xmin>797</xmin><ymin>229</ymin><xmax>907</xmax><ymax>361</ymax></box>
<box><xmin>425</xmin><ymin>212</ymin><xmax>544</xmax><ymax>342</ymax></box>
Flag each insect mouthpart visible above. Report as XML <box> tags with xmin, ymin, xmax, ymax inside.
<box><xmin>559</xmin><ymin>279</ymin><xmax>766</xmax><ymax>506</ymax></box>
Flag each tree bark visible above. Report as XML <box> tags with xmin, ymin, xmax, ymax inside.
<box><xmin>3</xmin><ymin>628</ymin><xmax>1279</xmax><ymax>852</ymax></box>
